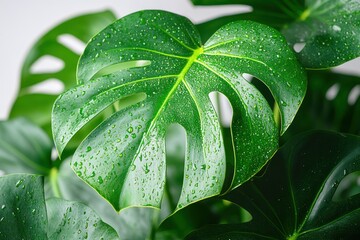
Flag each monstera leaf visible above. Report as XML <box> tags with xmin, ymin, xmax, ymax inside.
<box><xmin>0</xmin><ymin>174</ymin><xmax>119</xmax><ymax>239</ymax></box>
<box><xmin>52</xmin><ymin>10</ymin><xmax>306</xmax><ymax>213</ymax></box>
<box><xmin>9</xmin><ymin>10</ymin><xmax>116</xmax><ymax>136</ymax></box>
<box><xmin>186</xmin><ymin>131</ymin><xmax>360</xmax><ymax>239</ymax></box>
<box><xmin>0</xmin><ymin>118</ymin><xmax>157</xmax><ymax>239</ymax></box>
<box><xmin>192</xmin><ymin>0</ymin><xmax>360</xmax><ymax>68</ymax></box>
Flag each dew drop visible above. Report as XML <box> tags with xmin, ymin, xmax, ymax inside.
<box><xmin>97</xmin><ymin>176</ymin><xmax>104</xmax><ymax>184</ymax></box>
<box><xmin>15</xmin><ymin>179</ymin><xmax>23</xmax><ymax>188</ymax></box>
<box><xmin>143</xmin><ymin>164</ymin><xmax>150</xmax><ymax>174</ymax></box>
<box><xmin>332</xmin><ymin>25</ymin><xmax>341</xmax><ymax>32</ymax></box>
<box><xmin>86</xmin><ymin>146</ymin><xmax>92</xmax><ymax>152</ymax></box>
<box><xmin>131</xmin><ymin>164</ymin><xmax>136</xmax><ymax>171</ymax></box>
<box><xmin>280</xmin><ymin>100</ymin><xmax>287</xmax><ymax>106</ymax></box>
<box><xmin>1</xmin><ymin>205</ymin><xmax>5</xmax><ymax>210</ymax></box>
<box><xmin>127</xmin><ymin>127</ymin><xmax>133</xmax><ymax>133</ymax></box>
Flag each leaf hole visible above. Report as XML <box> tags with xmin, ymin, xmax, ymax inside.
<box><xmin>26</xmin><ymin>78</ymin><xmax>65</xmax><ymax>95</ymax></box>
<box><xmin>332</xmin><ymin>171</ymin><xmax>360</xmax><ymax>202</ymax></box>
<box><xmin>164</xmin><ymin>123</ymin><xmax>186</xmax><ymax>211</ymax></box>
<box><xmin>348</xmin><ymin>85</ymin><xmax>360</xmax><ymax>105</ymax></box>
<box><xmin>209</xmin><ymin>91</ymin><xmax>233</xmax><ymax>128</ymax></box>
<box><xmin>30</xmin><ymin>55</ymin><xmax>64</xmax><ymax>74</ymax></box>
<box><xmin>326</xmin><ymin>83</ymin><xmax>340</xmax><ymax>101</ymax></box>
<box><xmin>293</xmin><ymin>42</ymin><xmax>306</xmax><ymax>53</ymax></box>
<box><xmin>57</xmin><ymin>34</ymin><xmax>85</xmax><ymax>55</ymax></box>
<box><xmin>250</xmin><ymin>77</ymin><xmax>276</xmax><ymax>108</ymax></box>
<box><xmin>92</xmin><ymin>60</ymin><xmax>152</xmax><ymax>80</ymax></box>
<box><xmin>242</xmin><ymin>73</ymin><xmax>253</xmax><ymax>82</ymax></box>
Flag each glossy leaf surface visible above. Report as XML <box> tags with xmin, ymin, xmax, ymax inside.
<box><xmin>10</xmin><ymin>10</ymin><xmax>116</xmax><ymax>136</ymax></box>
<box><xmin>57</xmin><ymin>158</ymin><xmax>157</xmax><ymax>239</ymax></box>
<box><xmin>52</xmin><ymin>10</ymin><xmax>306</xmax><ymax>213</ymax></box>
<box><xmin>0</xmin><ymin>174</ymin><xmax>119</xmax><ymax>239</ymax></box>
<box><xmin>0</xmin><ymin>118</ymin><xmax>156</xmax><ymax>239</ymax></box>
<box><xmin>192</xmin><ymin>0</ymin><xmax>360</xmax><ymax>68</ymax></box>
<box><xmin>0</xmin><ymin>118</ymin><xmax>52</xmax><ymax>175</ymax></box>
<box><xmin>186</xmin><ymin>131</ymin><xmax>360</xmax><ymax>239</ymax></box>
<box><xmin>46</xmin><ymin>198</ymin><xmax>120</xmax><ymax>239</ymax></box>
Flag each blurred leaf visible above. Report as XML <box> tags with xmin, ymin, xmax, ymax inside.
<box><xmin>0</xmin><ymin>118</ymin><xmax>156</xmax><ymax>239</ymax></box>
<box><xmin>284</xmin><ymin>71</ymin><xmax>360</xmax><ymax>139</ymax></box>
<box><xmin>0</xmin><ymin>118</ymin><xmax>52</xmax><ymax>175</ymax></box>
<box><xmin>157</xmin><ymin>197</ymin><xmax>249</xmax><ymax>240</ymax></box>
<box><xmin>52</xmin><ymin>10</ymin><xmax>306</xmax><ymax>215</ymax></box>
<box><xmin>186</xmin><ymin>131</ymin><xmax>360</xmax><ymax>239</ymax></box>
<box><xmin>192</xmin><ymin>0</ymin><xmax>360</xmax><ymax>68</ymax></box>
<box><xmin>0</xmin><ymin>174</ymin><xmax>47</xmax><ymax>239</ymax></box>
<box><xmin>9</xmin><ymin>10</ymin><xmax>117</xmax><ymax>136</ymax></box>
<box><xmin>0</xmin><ymin>174</ymin><xmax>119</xmax><ymax>239</ymax></box>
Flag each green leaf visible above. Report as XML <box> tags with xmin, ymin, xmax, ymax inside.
<box><xmin>284</xmin><ymin>71</ymin><xmax>360</xmax><ymax>139</ymax></box>
<box><xmin>46</xmin><ymin>198</ymin><xmax>120</xmax><ymax>239</ymax></box>
<box><xmin>0</xmin><ymin>174</ymin><xmax>119</xmax><ymax>239</ymax></box>
<box><xmin>0</xmin><ymin>174</ymin><xmax>47</xmax><ymax>239</ymax></box>
<box><xmin>0</xmin><ymin>118</ymin><xmax>52</xmax><ymax>175</ymax></box>
<box><xmin>0</xmin><ymin>118</ymin><xmax>156</xmax><ymax>238</ymax></box>
<box><xmin>192</xmin><ymin>0</ymin><xmax>360</xmax><ymax>68</ymax></box>
<box><xmin>52</xmin><ymin>10</ymin><xmax>306</xmax><ymax>213</ymax></box>
<box><xmin>186</xmin><ymin>131</ymin><xmax>360</xmax><ymax>239</ymax></box>
<box><xmin>57</xmin><ymin>158</ymin><xmax>157</xmax><ymax>239</ymax></box>
<box><xmin>9</xmin><ymin>10</ymin><xmax>116</xmax><ymax>136</ymax></box>
<box><xmin>283</xmin><ymin>0</ymin><xmax>360</xmax><ymax>68</ymax></box>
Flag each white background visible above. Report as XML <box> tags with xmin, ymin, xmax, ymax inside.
<box><xmin>0</xmin><ymin>0</ymin><xmax>358</xmax><ymax>120</ymax></box>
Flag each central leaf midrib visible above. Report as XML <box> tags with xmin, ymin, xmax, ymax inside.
<box><xmin>148</xmin><ymin>46</ymin><xmax>204</xmax><ymax>125</ymax></box>
<box><xmin>119</xmin><ymin>47</ymin><xmax>204</xmax><ymax>206</ymax></box>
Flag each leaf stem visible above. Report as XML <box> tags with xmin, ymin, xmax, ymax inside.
<box><xmin>149</xmin><ymin>209</ymin><xmax>160</xmax><ymax>240</ymax></box>
<box><xmin>273</xmin><ymin>102</ymin><xmax>281</xmax><ymax>130</ymax></box>
<box><xmin>165</xmin><ymin>181</ymin><xmax>177</xmax><ymax>211</ymax></box>
<box><xmin>49</xmin><ymin>167</ymin><xmax>62</xmax><ymax>198</ymax></box>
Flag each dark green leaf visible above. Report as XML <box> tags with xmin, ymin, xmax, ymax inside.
<box><xmin>52</xmin><ymin>10</ymin><xmax>306</xmax><ymax>213</ymax></box>
<box><xmin>196</xmin><ymin>11</ymin><xmax>292</xmax><ymax>42</ymax></box>
<box><xmin>0</xmin><ymin>118</ymin><xmax>52</xmax><ymax>175</ymax></box>
<box><xmin>192</xmin><ymin>0</ymin><xmax>360</xmax><ymax>68</ymax></box>
<box><xmin>10</xmin><ymin>10</ymin><xmax>116</xmax><ymax>136</ymax></box>
<box><xmin>186</xmin><ymin>131</ymin><xmax>360</xmax><ymax>239</ymax></box>
<box><xmin>0</xmin><ymin>174</ymin><xmax>119</xmax><ymax>239</ymax></box>
<box><xmin>284</xmin><ymin>71</ymin><xmax>360</xmax><ymax>140</ymax></box>
<box><xmin>157</xmin><ymin>197</ymin><xmax>249</xmax><ymax>239</ymax></box>
<box><xmin>0</xmin><ymin>174</ymin><xmax>47</xmax><ymax>240</ymax></box>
